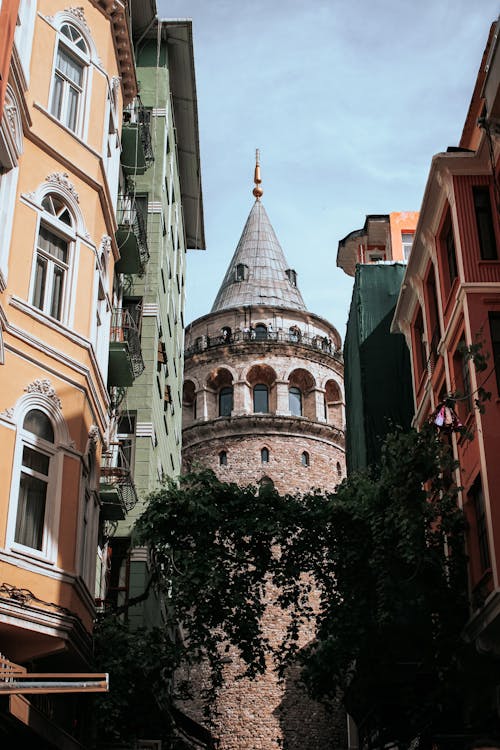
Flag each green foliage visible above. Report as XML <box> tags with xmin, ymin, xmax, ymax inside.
<box><xmin>135</xmin><ymin>430</ymin><xmax>468</xmax><ymax>726</ymax></box>
<box><xmin>457</xmin><ymin>333</ymin><xmax>492</xmax><ymax>413</ymax></box>
<box><xmin>290</xmin><ymin>426</ymin><xmax>468</xmax><ymax>712</ymax></box>
<box><xmin>97</xmin><ymin>425</ymin><xmax>472</xmax><ymax>744</ymax></box>
<box><xmin>133</xmin><ymin>472</ymin><xmax>293</xmax><ymax>693</ymax></box>
<box><xmin>92</xmin><ymin>616</ymin><xmax>179</xmax><ymax>745</ymax></box>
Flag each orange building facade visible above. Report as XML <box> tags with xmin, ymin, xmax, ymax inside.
<box><xmin>337</xmin><ymin>210</ymin><xmax>419</xmax><ymax>276</ymax></box>
<box><xmin>0</xmin><ymin>0</ymin><xmax>136</xmax><ymax>743</ymax></box>
<box><xmin>0</xmin><ymin>0</ymin><xmax>19</xmax><ymax>119</ymax></box>
<box><xmin>393</xmin><ymin>19</ymin><xmax>500</xmax><ymax>656</ymax></box>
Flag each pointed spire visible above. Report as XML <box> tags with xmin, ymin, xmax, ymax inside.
<box><xmin>253</xmin><ymin>148</ymin><xmax>263</xmax><ymax>200</ymax></box>
<box><xmin>211</xmin><ymin>154</ymin><xmax>306</xmax><ymax>313</ymax></box>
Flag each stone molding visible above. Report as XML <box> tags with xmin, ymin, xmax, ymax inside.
<box><xmin>183</xmin><ymin>413</ymin><xmax>345</xmax><ymax>450</ymax></box>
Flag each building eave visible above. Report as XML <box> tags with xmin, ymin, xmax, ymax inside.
<box><xmin>391</xmin><ymin>138</ymin><xmax>492</xmax><ymax>334</ymax></box>
<box><xmin>482</xmin><ymin>17</ymin><xmax>500</xmax><ymax>123</ymax></box>
<box><xmin>337</xmin><ymin>215</ymin><xmax>390</xmax><ymax>277</ymax></box>
<box><xmin>155</xmin><ymin>19</ymin><xmax>205</xmax><ymax>250</ymax></box>
<box><xmin>92</xmin><ymin>0</ymin><xmax>138</xmax><ymax>105</ymax></box>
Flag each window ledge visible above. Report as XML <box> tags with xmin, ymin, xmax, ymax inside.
<box><xmin>33</xmin><ymin>102</ymin><xmax>101</xmax><ymax>160</ymax></box>
<box><xmin>9</xmin><ymin>295</ymin><xmax>90</xmax><ymax>349</ymax></box>
<box><xmin>1</xmin><ymin>545</ymin><xmax>58</xmax><ymax>573</ymax></box>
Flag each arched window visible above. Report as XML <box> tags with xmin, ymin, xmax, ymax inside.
<box><xmin>50</xmin><ymin>22</ymin><xmax>90</xmax><ymax>134</ymax></box>
<box><xmin>253</xmin><ymin>384</ymin><xmax>269</xmax><ymax>413</ymax></box>
<box><xmin>259</xmin><ymin>476</ymin><xmax>274</xmax><ymax>489</ymax></box>
<box><xmin>289</xmin><ymin>386</ymin><xmax>302</xmax><ymax>417</ymax></box>
<box><xmin>219</xmin><ymin>451</ymin><xmax>228</xmax><ymax>466</ymax></box>
<box><xmin>219</xmin><ymin>386</ymin><xmax>233</xmax><ymax>417</ymax></box>
<box><xmin>336</xmin><ymin>462</ymin><xmax>342</xmax><ymax>478</ymax></box>
<box><xmin>32</xmin><ymin>194</ymin><xmax>74</xmax><ymax>321</ymax></box>
<box><xmin>301</xmin><ymin>451</ymin><xmax>309</xmax><ymax>467</ymax></box>
<box><xmin>261</xmin><ymin>447</ymin><xmax>269</xmax><ymax>464</ymax></box>
<box><xmin>235</xmin><ymin>263</ymin><xmax>248</xmax><ymax>281</ymax></box>
<box><xmin>14</xmin><ymin>409</ymin><xmax>56</xmax><ymax>551</ymax></box>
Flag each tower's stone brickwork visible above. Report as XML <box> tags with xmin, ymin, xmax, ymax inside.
<box><xmin>181</xmin><ymin>191</ymin><xmax>347</xmax><ymax>748</ymax></box>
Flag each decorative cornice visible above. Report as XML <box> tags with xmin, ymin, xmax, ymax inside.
<box><xmin>67</xmin><ymin>6</ymin><xmax>91</xmax><ymax>33</ymax></box>
<box><xmin>183</xmin><ymin>414</ymin><xmax>345</xmax><ymax>452</ymax></box>
<box><xmin>25</xmin><ymin>378</ymin><xmax>62</xmax><ymax>409</ymax></box>
<box><xmin>99</xmin><ymin>234</ymin><xmax>112</xmax><ymax>263</ymax></box>
<box><xmin>88</xmin><ymin>424</ymin><xmax>100</xmax><ymax>445</ymax></box>
<box><xmin>45</xmin><ymin>172</ymin><xmax>80</xmax><ymax>202</ymax></box>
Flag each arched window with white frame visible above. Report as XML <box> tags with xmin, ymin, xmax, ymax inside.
<box><xmin>31</xmin><ymin>193</ymin><xmax>75</xmax><ymax>323</ymax></box>
<box><xmin>7</xmin><ymin>384</ymin><xmax>70</xmax><ymax>563</ymax></box>
<box><xmin>50</xmin><ymin>22</ymin><xmax>91</xmax><ymax>135</ymax></box>
<box><xmin>14</xmin><ymin>409</ymin><xmax>56</xmax><ymax>551</ymax></box>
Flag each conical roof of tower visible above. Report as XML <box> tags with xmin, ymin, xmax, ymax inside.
<box><xmin>211</xmin><ymin>198</ymin><xmax>307</xmax><ymax>312</ymax></box>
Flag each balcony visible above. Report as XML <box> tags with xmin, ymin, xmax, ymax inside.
<box><xmin>108</xmin><ymin>308</ymin><xmax>145</xmax><ymax>387</ymax></box>
<box><xmin>115</xmin><ymin>195</ymin><xmax>150</xmax><ymax>274</ymax></box>
<box><xmin>185</xmin><ymin>329</ymin><xmax>343</xmax><ymax>363</ymax></box>
<box><xmin>99</xmin><ymin>442</ymin><xmax>138</xmax><ymax>521</ymax></box>
<box><xmin>120</xmin><ymin>100</ymin><xmax>154</xmax><ymax>176</ymax></box>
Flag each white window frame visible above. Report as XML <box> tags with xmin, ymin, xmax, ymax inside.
<box><xmin>29</xmin><ymin>197</ymin><xmax>76</xmax><ymax>325</ymax></box>
<box><xmin>102</xmin><ymin>81</ymin><xmax>120</xmax><ymax>201</ymax></box>
<box><xmin>6</xmin><ymin>396</ymin><xmax>68</xmax><ymax>565</ymax></box>
<box><xmin>77</xmin><ymin>448</ymin><xmax>99</xmax><ymax>591</ymax></box>
<box><xmin>49</xmin><ymin>23</ymin><xmax>90</xmax><ymax>137</ymax></box>
<box><xmin>402</xmin><ymin>232</ymin><xmax>414</xmax><ymax>262</ymax></box>
<box><xmin>0</xmin><ymin>167</ymin><xmax>19</xmax><ymax>290</ymax></box>
<box><xmin>92</xmin><ymin>245</ymin><xmax>111</xmax><ymax>378</ymax></box>
<box><xmin>14</xmin><ymin>0</ymin><xmax>37</xmax><ymax>84</ymax></box>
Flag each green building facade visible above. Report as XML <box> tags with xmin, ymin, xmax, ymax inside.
<box><xmin>344</xmin><ymin>263</ymin><xmax>413</xmax><ymax>472</ymax></box>
<box><xmin>108</xmin><ymin>19</ymin><xmax>204</xmax><ymax>628</ymax></box>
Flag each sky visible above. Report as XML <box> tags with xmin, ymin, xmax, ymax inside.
<box><xmin>157</xmin><ymin>0</ymin><xmax>499</xmax><ymax>340</ymax></box>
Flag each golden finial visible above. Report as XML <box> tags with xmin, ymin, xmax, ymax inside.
<box><xmin>253</xmin><ymin>148</ymin><xmax>263</xmax><ymax>200</ymax></box>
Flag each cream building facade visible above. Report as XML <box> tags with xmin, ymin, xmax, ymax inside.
<box><xmin>0</xmin><ymin>0</ymin><xmax>136</xmax><ymax>743</ymax></box>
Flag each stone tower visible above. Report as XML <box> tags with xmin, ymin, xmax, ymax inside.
<box><xmin>181</xmin><ymin>155</ymin><xmax>346</xmax><ymax>749</ymax></box>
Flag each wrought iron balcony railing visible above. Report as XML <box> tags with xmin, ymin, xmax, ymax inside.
<box><xmin>108</xmin><ymin>308</ymin><xmax>145</xmax><ymax>387</ymax></box>
<box><xmin>185</xmin><ymin>329</ymin><xmax>343</xmax><ymax>363</ymax></box>
<box><xmin>115</xmin><ymin>194</ymin><xmax>150</xmax><ymax>273</ymax></box>
<box><xmin>121</xmin><ymin>98</ymin><xmax>154</xmax><ymax>176</ymax></box>
<box><xmin>137</xmin><ymin>104</ymin><xmax>154</xmax><ymax>167</ymax></box>
<box><xmin>99</xmin><ymin>442</ymin><xmax>138</xmax><ymax>520</ymax></box>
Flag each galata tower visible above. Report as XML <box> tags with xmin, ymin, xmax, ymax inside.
<box><xmin>181</xmin><ymin>155</ymin><xmax>346</xmax><ymax>750</ymax></box>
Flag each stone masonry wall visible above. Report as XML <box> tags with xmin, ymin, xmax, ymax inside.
<box><xmin>181</xmin><ymin>306</ymin><xmax>346</xmax><ymax>749</ymax></box>
<box><xmin>184</xmin><ymin>430</ymin><xmax>344</xmax><ymax>495</ymax></box>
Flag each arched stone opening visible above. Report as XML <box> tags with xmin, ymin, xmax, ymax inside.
<box><xmin>247</xmin><ymin>364</ymin><xmax>277</xmax><ymax>414</ymax></box>
<box><xmin>288</xmin><ymin>368</ymin><xmax>316</xmax><ymax>420</ymax></box>
<box><xmin>182</xmin><ymin>380</ymin><xmax>197</xmax><ymax>427</ymax></box>
<box><xmin>325</xmin><ymin>379</ymin><xmax>343</xmax><ymax>428</ymax></box>
<box><xmin>206</xmin><ymin>367</ymin><xmax>234</xmax><ymax>420</ymax></box>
